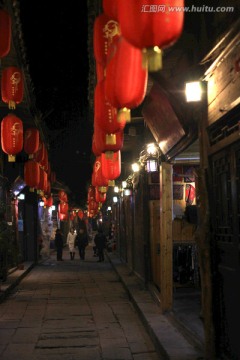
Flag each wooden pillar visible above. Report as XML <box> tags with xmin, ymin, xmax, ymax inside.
<box><xmin>159</xmin><ymin>162</ymin><xmax>173</xmax><ymax>312</ymax></box>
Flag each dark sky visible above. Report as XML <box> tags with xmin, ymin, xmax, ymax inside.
<box><xmin>19</xmin><ymin>1</ymin><xmax>93</xmax><ymax>205</ymax></box>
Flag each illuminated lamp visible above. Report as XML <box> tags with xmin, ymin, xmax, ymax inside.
<box><xmin>94</xmin><ymin>80</ymin><xmax>127</xmax><ymax>132</ymax></box>
<box><xmin>24</xmin><ymin>160</ymin><xmax>40</xmax><ymax>191</ymax></box>
<box><xmin>117</xmin><ymin>0</ymin><xmax>184</xmax><ymax>71</ymax></box>
<box><xmin>0</xmin><ymin>9</ymin><xmax>11</xmax><ymax>58</ymax></box>
<box><xmin>93</xmin><ymin>13</ymin><xmax>120</xmax><ymax>67</ymax></box>
<box><xmin>101</xmin><ymin>150</ymin><xmax>121</xmax><ymax>180</ymax></box>
<box><xmin>1</xmin><ymin>114</ymin><xmax>23</xmax><ymax>162</ymax></box>
<box><xmin>1</xmin><ymin>66</ymin><xmax>24</xmax><ymax>109</ymax></box>
<box><xmin>58</xmin><ymin>190</ymin><xmax>68</xmax><ymax>203</ymax></box>
<box><xmin>185</xmin><ymin>81</ymin><xmax>202</xmax><ymax>102</ymax></box>
<box><xmin>24</xmin><ymin>128</ymin><xmax>40</xmax><ymax>158</ymax></box>
<box><xmin>105</xmin><ymin>36</ymin><xmax>148</xmax><ymax>119</ymax></box>
<box><xmin>103</xmin><ymin>0</ymin><xmax>118</xmax><ymax>20</ymax></box>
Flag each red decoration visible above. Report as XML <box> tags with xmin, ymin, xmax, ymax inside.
<box><xmin>33</xmin><ymin>139</ymin><xmax>44</xmax><ymax>162</ymax></box>
<box><xmin>1</xmin><ymin>66</ymin><xmax>24</xmax><ymax>109</ymax></box>
<box><xmin>1</xmin><ymin>114</ymin><xmax>23</xmax><ymax>162</ymax></box>
<box><xmin>96</xmin><ymin>62</ymin><xmax>105</xmax><ymax>83</ymax></box>
<box><xmin>91</xmin><ymin>157</ymin><xmax>109</xmax><ymax>188</ymax></box>
<box><xmin>0</xmin><ymin>9</ymin><xmax>11</xmax><ymax>58</ymax></box>
<box><xmin>101</xmin><ymin>150</ymin><xmax>121</xmax><ymax>180</ymax></box>
<box><xmin>117</xmin><ymin>0</ymin><xmax>184</xmax><ymax>70</ymax></box>
<box><xmin>88</xmin><ymin>185</ymin><xmax>95</xmax><ymax>202</ymax></box>
<box><xmin>58</xmin><ymin>202</ymin><xmax>68</xmax><ymax>215</ymax></box>
<box><xmin>78</xmin><ymin>209</ymin><xmax>84</xmax><ymax>220</ymax></box>
<box><xmin>24</xmin><ymin>160</ymin><xmax>40</xmax><ymax>189</ymax></box>
<box><xmin>93</xmin><ymin>125</ymin><xmax>124</xmax><ymax>154</ymax></box>
<box><xmin>38</xmin><ymin>168</ymin><xmax>48</xmax><ymax>193</ymax></box>
<box><xmin>45</xmin><ymin>196</ymin><xmax>53</xmax><ymax>207</ymax></box>
<box><xmin>58</xmin><ymin>190</ymin><xmax>68</xmax><ymax>203</ymax></box>
<box><xmin>105</xmin><ymin>36</ymin><xmax>148</xmax><ymax>109</ymax></box>
<box><xmin>103</xmin><ymin>0</ymin><xmax>118</xmax><ymax>20</ymax></box>
<box><xmin>39</xmin><ymin>144</ymin><xmax>48</xmax><ymax>171</ymax></box>
<box><xmin>24</xmin><ymin>128</ymin><xmax>40</xmax><ymax>158</ymax></box>
<box><xmin>58</xmin><ymin>212</ymin><xmax>68</xmax><ymax>221</ymax></box>
<box><xmin>95</xmin><ymin>187</ymin><xmax>106</xmax><ymax>203</ymax></box>
<box><xmin>94</xmin><ymin>80</ymin><xmax>127</xmax><ymax>133</ymax></box>
<box><xmin>93</xmin><ymin>13</ymin><xmax>120</xmax><ymax>67</ymax></box>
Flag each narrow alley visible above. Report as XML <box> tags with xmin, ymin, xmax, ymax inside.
<box><xmin>0</xmin><ymin>246</ymin><xmax>161</xmax><ymax>360</ymax></box>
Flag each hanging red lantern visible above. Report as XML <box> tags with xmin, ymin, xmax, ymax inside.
<box><xmin>1</xmin><ymin>114</ymin><xmax>23</xmax><ymax>162</ymax></box>
<box><xmin>93</xmin><ymin>13</ymin><xmax>120</xmax><ymax>67</ymax></box>
<box><xmin>88</xmin><ymin>185</ymin><xmax>95</xmax><ymax>202</ymax></box>
<box><xmin>1</xmin><ymin>66</ymin><xmax>24</xmax><ymax>109</ymax></box>
<box><xmin>33</xmin><ymin>139</ymin><xmax>44</xmax><ymax>163</ymax></box>
<box><xmin>24</xmin><ymin>160</ymin><xmax>40</xmax><ymax>190</ymax></box>
<box><xmin>58</xmin><ymin>212</ymin><xmax>68</xmax><ymax>221</ymax></box>
<box><xmin>117</xmin><ymin>0</ymin><xmax>184</xmax><ymax>71</ymax></box>
<box><xmin>92</xmin><ymin>157</ymin><xmax>109</xmax><ymax>188</ymax></box>
<box><xmin>45</xmin><ymin>196</ymin><xmax>53</xmax><ymax>207</ymax></box>
<box><xmin>94</xmin><ymin>80</ymin><xmax>127</xmax><ymax>132</ymax></box>
<box><xmin>58</xmin><ymin>202</ymin><xmax>68</xmax><ymax>215</ymax></box>
<box><xmin>0</xmin><ymin>9</ymin><xmax>11</xmax><ymax>58</ymax></box>
<box><xmin>96</xmin><ymin>62</ymin><xmax>105</xmax><ymax>83</ymax></box>
<box><xmin>95</xmin><ymin>187</ymin><xmax>106</xmax><ymax>203</ymax></box>
<box><xmin>101</xmin><ymin>150</ymin><xmax>121</xmax><ymax>180</ymax></box>
<box><xmin>103</xmin><ymin>0</ymin><xmax>118</xmax><ymax>20</ymax></box>
<box><xmin>39</xmin><ymin>144</ymin><xmax>48</xmax><ymax>171</ymax></box>
<box><xmin>24</xmin><ymin>128</ymin><xmax>40</xmax><ymax>158</ymax></box>
<box><xmin>38</xmin><ymin>168</ymin><xmax>48</xmax><ymax>193</ymax></box>
<box><xmin>78</xmin><ymin>209</ymin><xmax>84</xmax><ymax>220</ymax></box>
<box><xmin>93</xmin><ymin>125</ymin><xmax>124</xmax><ymax>154</ymax></box>
<box><xmin>58</xmin><ymin>190</ymin><xmax>68</xmax><ymax>203</ymax></box>
<box><xmin>105</xmin><ymin>36</ymin><xmax>148</xmax><ymax>112</ymax></box>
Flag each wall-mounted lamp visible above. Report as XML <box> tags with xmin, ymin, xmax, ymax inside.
<box><xmin>132</xmin><ymin>162</ymin><xmax>140</xmax><ymax>172</ymax></box>
<box><xmin>114</xmin><ymin>186</ymin><xmax>119</xmax><ymax>193</ymax></box>
<box><xmin>122</xmin><ymin>181</ymin><xmax>127</xmax><ymax>189</ymax></box>
<box><xmin>185</xmin><ymin>81</ymin><xmax>202</xmax><ymax>102</ymax></box>
<box><xmin>124</xmin><ymin>189</ymin><xmax>132</xmax><ymax>196</ymax></box>
<box><xmin>146</xmin><ymin>158</ymin><xmax>158</xmax><ymax>172</ymax></box>
<box><xmin>17</xmin><ymin>193</ymin><xmax>25</xmax><ymax>200</ymax></box>
<box><xmin>113</xmin><ymin>196</ymin><xmax>118</xmax><ymax>203</ymax></box>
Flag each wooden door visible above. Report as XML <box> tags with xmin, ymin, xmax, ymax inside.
<box><xmin>210</xmin><ymin>141</ymin><xmax>240</xmax><ymax>358</ymax></box>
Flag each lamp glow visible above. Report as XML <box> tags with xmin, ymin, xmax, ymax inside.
<box><xmin>113</xmin><ymin>196</ymin><xmax>118</xmax><ymax>203</ymax></box>
<box><xmin>185</xmin><ymin>81</ymin><xmax>202</xmax><ymax>102</ymax></box>
<box><xmin>132</xmin><ymin>163</ymin><xmax>140</xmax><ymax>172</ymax></box>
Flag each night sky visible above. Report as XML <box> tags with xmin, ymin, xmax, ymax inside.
<box><xmin>19</xmin><ymin>0</ymin><xmax>93</xmax><ymax>205</ymax></box>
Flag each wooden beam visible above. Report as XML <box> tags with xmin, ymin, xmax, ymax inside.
<box><xmin>160</xmin><ymin>162</ymin><xmax>173</xmax><ymax>312</ymax></box>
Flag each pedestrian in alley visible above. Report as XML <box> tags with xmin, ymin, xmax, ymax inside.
<box><xmin>75</xmin><ymin>227</ymin><xmax>88</xmax><ymax>260</ymax></box>
<box><xmin>67</xmin><ymin>228</ymin><xmax>76</xmax><ymax>260</ymax></box>
<box><xmin>54</xmin><ymin>228</ymin><xmax>64</xmax><ymax>261</ymax></box>
<box><xmin>94</xmin><ymin>227</ymin><xmax>107</xmax><ymax>262</ymax></box>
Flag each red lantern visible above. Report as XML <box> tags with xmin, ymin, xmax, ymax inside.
<box><xmin>24</xmin><ymin>160</ymin><xmax>40</xmax><ymax>189</ymax></box>
<box><xmin>0</xmin><ymin>9</ymin><xmax>11</xmax><ymax>58</ymax></box>
<box><xmin>95</xmin><ymin>187</ymin><xmax>106</xmax><ymax>203</ymax></box>
<box><xmin>1</xmin><ymin>114</ymin><xmax>23</xmax><ymax>162</ymax></box>
<box><xmin>92</xmin><ymin>157</ymin><xmax>109</xmax><ymax>188</ymax></box>
<box><xmin>117</xmin><ymin>0</ymin><xmax>184</xmax><ymax>70</ymax></box>
<box><xmin>38</xmin><ymin>168</ymin><xmax>48</xmax><ymax>193</ymax></box>
<box><xmin>88</xmin><ymin>185</ymin><xmax>95</xmax><ymax>202</ymax></box>
<box><xmin>94</xmin><ymin>80</ymin><xmax>127</xmax><ymax>132</ymax></box>
<box><xmin>24</xmin><ymin>128</ymin><xmax>40</xmax><ymax>158</ymax></box>
<box><xmin>105</xmin><ymin>36</ymin><xmax>148</xmax><ymax>110</ymax></box>
<box><xmin>33</xmin><ymin>140</ymin><xmax>44</xmax><ymax>163</ymax></box>
<box><xmin>39</xmin><ymin>144</ymin><xmax>48</xmax><ymax>171</ymax></box>
<box><xmin>101</xmin><ymin>150</ymin><xmax>121</xmax><ymax>180</ymax></box>
<box><xmin>93</xmin><ymin>13</ymin><xmax>120</xmax><ymax>67</ymax></box>
<box><xmin>103</xmin><ymin>0</ymin><xmax>118</xmax><ymax>20</ymax></box>
<box><xmin>58</xmin><ymin>202</ymin><xmax>68</xmax><ymax>215</ymax></box>
<box><xmin>1</xmin><ymin>66</ymin><xmax>24</xmax><ymax>109</ymax></box>
<box><xmin>93</xmin><ymin>125</ymin><xmax>124</xmax><ymax>154</ymax></box>
<box><xmin>58</xmin><ymin>212</ymin><xmax>68</xmax><ymax>221</ymax></box>
<box><xmin>96</xmin><ymin>62</ymin><xmax>105</xmax><ymax>83</ymax></box>
<box><xmin>58</xmin><ymin>190</ymin><xmax>68</xmax><ymax>203</ymax></box>
<box><xmin>45</xmin><ymin>196</ymin><xmax>53</xmax><ymax>207</ymax></box>
<box><xmin>78</xmin><ymin>209</ymin><xmax>84</xmax><ymax>220</ymax></box>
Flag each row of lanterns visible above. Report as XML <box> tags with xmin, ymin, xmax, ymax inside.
<box><xmin>0</xmin><ymin>9</ymin><xmax>56</xmax><ymax>204</ymax></box>
<box><xmin>88</xmin><ymin>0</ymin><xmax>184</xmax><ymax>218</ymax></box>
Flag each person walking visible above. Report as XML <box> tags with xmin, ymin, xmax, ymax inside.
<box><xmin>67</xmin><ymin>228</ymin><xmax>76</xmax><ymax>260</ymax></box>
<box><xmin>94</xmin><ymin>227</ymin><xmax>107</xmax><ymax>262</ymax></box>
<box><xmin>75</xmin><ymin>227</ymin><xmax>88</xmax><ymax>260</ymax></box>
<box><xmin>54</xmin><ymin>228</ymin><xmax>64</xmax><ymax>261</ymax></box>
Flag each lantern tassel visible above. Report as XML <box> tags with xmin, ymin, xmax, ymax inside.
<box><xmin>8</xmin><ymin>100</ymin><xmax>16</xmax><ymax>110</ymax></box>
<box><xmin>118</xmin><ymin>107</ymin><xmax>131</xmax><ymax>123</ymax></box>
<box><xmin>8</xmin><ymin>154</ymin><xmax>15</xmax><ymax>162</ymax></box>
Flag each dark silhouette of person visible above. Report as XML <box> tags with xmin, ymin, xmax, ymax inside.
<box><xmin>94</xmin><ymin>227</ymin><xmax>107</xmax><ymax>262</ymax></box>
<box><xmin>54</xmin><ymin>228</ymin><xmax>64</xmax><ymax>261</ymax></box>
<box><xmin>76</xmin><ymin>228</ymin><xmax>88</xmax><ymax>260</ymax></box>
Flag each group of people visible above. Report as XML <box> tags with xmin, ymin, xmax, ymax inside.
<box><xmin>54</xmin><ymin>226</ymin><xmax>107</xmax><ymax>262</ymax></box>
